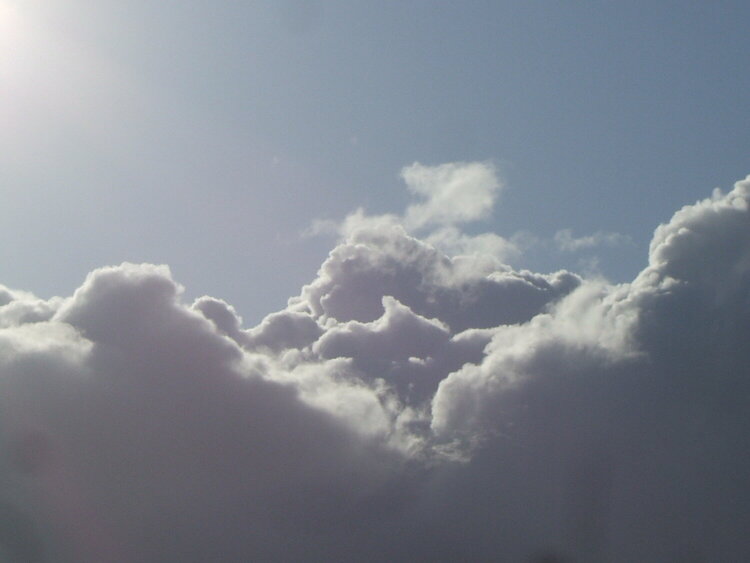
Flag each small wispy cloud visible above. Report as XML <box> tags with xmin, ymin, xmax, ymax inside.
<box><xmin>553</xmin><ymin>228</ymin><xmax>631</xmax><ymax>252</ymax></box>
<box><xmin>401</xmin><ymin>161</ymin><xmax>503</xmax><ymax>230</ymax></box>
<box><xmin>304</xmin><ymin>161</ymin><xmax>518</xmax><ymax>265</ymax></box>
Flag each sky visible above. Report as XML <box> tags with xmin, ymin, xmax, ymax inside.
<box><xmin>2</xmin><ymin>0</ymin><xmax>749</xmax><ymax>322</ymax></box>
<box><xmin>1</xmin><ymin>1</ymin><xmax>750</xmax><ymax>561</ymax></box>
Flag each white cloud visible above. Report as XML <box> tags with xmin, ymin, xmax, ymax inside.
<box><xmin>307</xmin><ymin>161</ymin><xmax>517</xmax><ymax>267</ymax></box>
<box><xmin>401</xmin><ymin>161</ymin><xmax>503</xmax><ymax>230</ymax></box>
<box><xmin>424</xmin><ymin>226</ymin><xmax>520</xmax><ymax>266</ymax></box>
<box><xmin>1</xmin><ymin>170</ymin><xmax>749</xmax><ymax>560</ymax></box>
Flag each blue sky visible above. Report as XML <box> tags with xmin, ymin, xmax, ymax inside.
<box><xmin>2</xmin><ymin>0</ymin><xmax>748</xmax><ymax>323</ymax></box>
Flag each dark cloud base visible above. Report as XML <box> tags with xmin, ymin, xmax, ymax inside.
<box><xmin>1</xmin><ymin>172</ymin><xmax>749</xmax><ymax>561</ymax></box>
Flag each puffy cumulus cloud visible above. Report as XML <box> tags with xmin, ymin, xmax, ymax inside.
<box><xmin>312</xmin><ymin>296</ymin><xmax>453</xmax><ymax>407</ymax></box>
<box><xmin>0</xmin><ymin>265</ymin><xmax>407</xmax><ymax>562</ymax></box>
<box><xmin>294</xmin><ymin>217</ymin><xmax>579</xmax><ymax>332</ymax></box>
<box><xmin>194</xmin><ymin>295</ymin><xmax>323</xmax><ymax>353</ymax></box>
<box><xmin>0</xmin><ymin>286</ymin><xmax>60</xmax><ymax>328</ymax></box>
<box><xmin>314</xmin><ymin>296</ymin><xmax>449</xmax><ymax>363</ymax></box>
<box><xmin>646</xmin><ymin>184</ymin><xmax>750</xmax><ymax>299</ymax></box>
<box><xmin>421</xmin><ymin>176</ymin><xmax>750</xmax><ymax>561</ymax></box>
<box><xmin>1</xmin><ymin>171</ymin><xmax>750</xmax><ymax>561</ymax></box>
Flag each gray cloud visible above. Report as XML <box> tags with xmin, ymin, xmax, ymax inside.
<box><xmin>0</xmin><ymin>168</ymin><xmax>749</xmax><ymax>561</ymax></box>
<box><xmin>295</xmin><ymin>217</ymin><xmax>579</xmax><ymax>332</ymax></box>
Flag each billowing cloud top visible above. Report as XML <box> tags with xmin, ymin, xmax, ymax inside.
<box><xmin>1</xmin><ymin>166</ymin><xmax>749</xmax><ymax>561</ymax></box>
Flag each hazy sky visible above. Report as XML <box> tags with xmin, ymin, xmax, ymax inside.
<box><xmin>3</xmin><ymin>0</ymin><xmax>749</xmax><ymax>323</ymax></box>
<box><xmin>2</xmin><ymin>2</ymin><xmax>750</xmax><ymax>561</ymax></box>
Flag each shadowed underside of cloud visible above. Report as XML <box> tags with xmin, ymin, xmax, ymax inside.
<box><xmin>1</xmin><ymin>165</ymin><xmax>749</xmax><ymax>561</ymax></box>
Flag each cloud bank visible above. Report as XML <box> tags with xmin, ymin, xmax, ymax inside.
<box><xmin>1</xmin><ymin>165</ymin><xmax>750</xmax><ymax>561</ymax></box>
